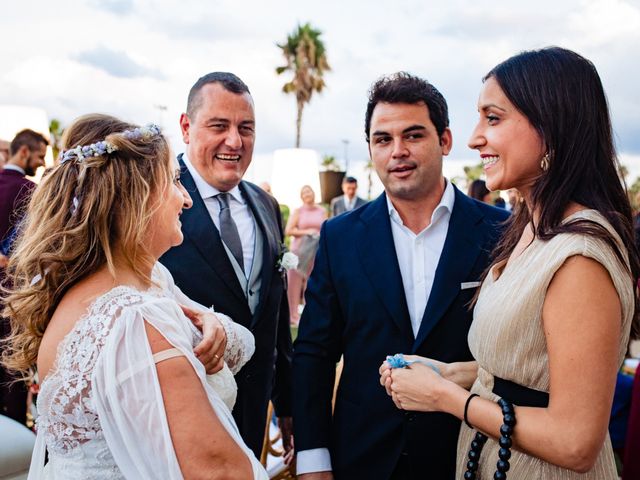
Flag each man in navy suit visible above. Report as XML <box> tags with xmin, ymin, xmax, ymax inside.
<box><xmin>160</xmin><ymin>72</ymin><xmax>292</xmax><ymax>458</ymax></box>
<box><xmin>293</xmin><ymin>73</ymin><xmax>509</xmax><ymax>479</ymax></box>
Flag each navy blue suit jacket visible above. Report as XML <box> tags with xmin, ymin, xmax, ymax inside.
<box><xmin>292</xmin><ymin>187</ymin><xmax>509</xmax><ymax>479</ymax></box>
<box><xmin>160</xmin><ymin>157</ymin><xmax>292</xmax><ymax>457</ymax></box>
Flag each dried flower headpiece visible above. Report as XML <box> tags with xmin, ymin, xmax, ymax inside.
<box><xmin>59</xmin><ymin>123</ymin><xmax>162</xmax><ymax>164</ymax></box>
<box><xmin>61</xmin><ymin>123</ymin><xmax>162</xmax><ymax>216</ymax></box>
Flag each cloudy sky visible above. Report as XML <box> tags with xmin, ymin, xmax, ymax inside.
<box><xmin>1</xmin><ymin>0</ymin><xmax>639</xmax><ymax>185</ymax></box>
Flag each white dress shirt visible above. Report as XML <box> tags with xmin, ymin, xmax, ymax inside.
<box><xmin>343</xmin><ymin>195</ymin><xmax>355</xmax><ymax>211</ymax></box>
<box><xmin>3</xmin><ymin>164</ymin><xmax>26</xmax><ymax>175</ymax></box>
<box><xmin>388</xmin><ymin>179</ymin><xmax>454</xmax><ymax>337</ymax></box>
<box><xmin>297</xmin><ymin>180</ymin><xmax>456</xmax><ymax>475</ymax></box>
<box><xmin>182</xmin><ymin>155</ymin><xmax>256</xmax><ymax>277</ymax></box>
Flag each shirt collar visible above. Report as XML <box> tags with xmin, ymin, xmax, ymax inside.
<box><xmin>182</xmin><ymin>153</ymin><xmax>244</xmax><ymax>204</ymax></box>
<box><xmin>3</xmin><ymin>164</ymin><xmax>26</xmax><ymax>175</ymax></box>
<box><xmin>386</xmin><ymin>178</ymin><xmax>455</xmax><ymax>227</ymax></box>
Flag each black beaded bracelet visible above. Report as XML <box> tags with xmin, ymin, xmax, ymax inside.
<box><xmin>462</xmin><ymin>397</ymin><xmax>516</xmax><ymax>480</ymax></box>
<box><xmin>464</xmin><ymin>393</ymin><xmax>479</xmax><ymax>428</ymax></box>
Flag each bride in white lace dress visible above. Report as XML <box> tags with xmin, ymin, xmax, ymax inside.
<box><xmin>1</xmin><ymin>114</ymin><xmax>268</xmax><ymax>479</ymax></box>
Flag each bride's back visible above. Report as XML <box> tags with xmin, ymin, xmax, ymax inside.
<box><xmin>36</xmin><ymin>281</ymin><xmax>148</xmax><ymax>478</ymax></box>
<box><xmin>38</xmin><ymin>269</ymin><xmax>148</xmax><ymax>383</ymax></box>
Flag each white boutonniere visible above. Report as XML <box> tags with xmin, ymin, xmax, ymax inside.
<box><xmin>277</xmin><ymin>245</ymin><xmax>299</xmax><ymax>272</ymax></box>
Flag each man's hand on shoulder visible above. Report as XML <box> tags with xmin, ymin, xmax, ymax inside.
<box><xmin>180</xmin><ymin>305</ymin><xmax>227</xmax><ymax>374</ymax></box>
<box><xmin>298</xmin><ymin>473</ymin><xmax>334</xmax><ymax>480</ymax></box>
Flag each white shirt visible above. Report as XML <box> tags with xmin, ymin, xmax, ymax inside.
<box><xmin>3</xmin><ymin>164</ymin><xmax>25</xmax><ymax>175</ymax></box>
<box><xmin>183</xmin><ymin>154</ymin><xmax>256</xmax><ymax>276</ymax></box>
<box><xmin>297</xmin><ymin>180</ymin><xmax>455</xmax><ymax>475</ymax></box>
<box><xmin>343</xmin><ymin>195</ymin><xmax>355</xmax><ymax>211</ymax></box>
<box><xmin>388</xmin><ymin>179</ymin><xmax>454</xmax><ymax>337</ymax></box>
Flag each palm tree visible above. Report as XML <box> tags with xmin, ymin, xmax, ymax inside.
<box><xmin>49</xmin><ymin>119</ymin><xmax>64</xmax><ymax>162</ymax></box>
<box><xmin>276</xmin><ymin>23</ymin><xmax>330</xmax><ymax>148</ymax></box>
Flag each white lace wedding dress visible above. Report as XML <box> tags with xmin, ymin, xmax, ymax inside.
<box><xmin>28</xmin><ymin>263</ymin><xmax>268</xmax><ymax>479</ymax></box>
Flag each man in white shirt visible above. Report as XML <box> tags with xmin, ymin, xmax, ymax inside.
<box><xmin>330</xmin><ymin>176</ymin><xmax>367</xmax><ymax>217</ymax></box>
<box><xmin>292</xmin><ymin>72</ymin><xmax>509</xmax><ymax>479</ymax></box>
<box><xmin>160</xmin><ymin>72</ymin><xmax>293</xmax><ymax>459</ymax></box>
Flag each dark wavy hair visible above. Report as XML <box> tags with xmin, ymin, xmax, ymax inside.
<box><xmin>364</xmin><ymin>72</ymin><xmax>449</xmax><ymax>143</ymax></box>
<box><xmin>483</xmin><ymin>47</ymin><xmax>639</xmax><ymax>340</ymax></box>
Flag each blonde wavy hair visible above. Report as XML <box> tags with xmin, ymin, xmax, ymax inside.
<box><xmin>1</xmin><ymin>113</ymin><xmax>174</xmax><ymax>377</ymax></box>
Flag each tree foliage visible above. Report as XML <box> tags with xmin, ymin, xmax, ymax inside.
<box><xmin>49</xmin><ymin>119</ymin><xmax>64</xmax><ymax>161</ymax></box>
<box><xmin>276</xmin><ymin>23</ymin><xmax>330</xmax><ymax>148</ymax></box>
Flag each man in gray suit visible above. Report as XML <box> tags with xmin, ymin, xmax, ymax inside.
<box><xmin>330</xmin><ymin>176</ymin><xmax>367</xmax><ymax>217</ymax></box>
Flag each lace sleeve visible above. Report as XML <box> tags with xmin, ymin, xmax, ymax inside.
<box><xmin>92</xmin><ymin>295</ymin><xmax>267</xmax><ymax>479</ymax></box>
<box><xmin>91</xmin><ymin>299</ymin><xmax>186</xmax><ymax>479</ymax></box>
<box><xmin>216</xmin><ymin>312</ymin><xmax>255</xmax><ymax>374</ymax></box>
<box><xmin>154</xmin><ymin>261</ymin><xmax>256</xmax><ymax>371</ymax></box>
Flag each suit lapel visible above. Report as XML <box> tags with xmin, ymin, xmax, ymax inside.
<box><xmin>178</xmin><ymin>155</ymin><xmax>246</xmax><ymax>303</ymax></box>
<box><xmin>358</xmin><ymin>194</ymin><xmax>413</xmax><ymax>341</ymax></box>
<box><xmin>412</xmin><ymin>188</ymin><xmax>484</xmax><ymax>351</ymax></box>
<box><xmin>239</xmin><ymin>182</ymin><xmax>279</xmax><ymax>326</ymax></box>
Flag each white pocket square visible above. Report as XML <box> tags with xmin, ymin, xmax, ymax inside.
<box><xmin>460</xmin><ymin>281</ymin><xmax>481</xmax><ymax>290</ymax></box>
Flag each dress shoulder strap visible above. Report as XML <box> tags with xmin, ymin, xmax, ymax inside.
<box><xmin>153</xmin><ymin>348</ymin><xmax>184</xmax><ymax>364</ymax></box>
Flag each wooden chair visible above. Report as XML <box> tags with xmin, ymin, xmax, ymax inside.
<box><xmin>260</xmin><ymin>402</ymin><xmax>295</xmax><ymax>479</ymax></box>
<box><xmin>260</xmin><ymin>357</ymin><xmax>344</xmax><ymax>479</ymax></box>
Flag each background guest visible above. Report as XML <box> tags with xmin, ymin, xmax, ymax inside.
<box><xmin>285</xmin><ymin>185</ymin><xmax>326</xmax><ymax>325</ymax></box>
<box><xmin>259</xmin><ymin>181</ymin><xmax>273</xmax><ymax>195</ymax></box>
<box><xmin>330</xmin><ymin>176</ymin><xmax>367</xmax><ymax>217</ymax></box>
<box><xmin>0</xmin><ymin>139</ymin><xmax>10</xmax><ymax>170</ymax></box>
<box><xmin>0</xmin><ymin>129</ymin><xmax>48</xmax><ymax>424</ymax></box>
<box><xmin>623</xmin><ymin>366</ymin><xmax>640</xmax><ymax>479</ymax></box>
<box><xmin>467</xmin><ymin>178</ymin><xmax>492</xmax><ymax>204</ymax></box>
<box><xmin>507</xmin><ymin>188</ymin><xmax>521</xmax><ymax>212</ymax></box>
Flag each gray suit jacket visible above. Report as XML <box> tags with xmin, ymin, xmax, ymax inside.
<box><xmin>330</xmin><ymin>195</ymin><xmax>367</xmax><ymax>217</ymax></box>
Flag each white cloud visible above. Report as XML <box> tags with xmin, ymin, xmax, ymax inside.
<box><xmin>92</xmin><ymin>0</ymin><xmax>135</xmax><ymax>16</ymax></box>
<box><xmin>75</xmin><ymin>46</ymin><xmax>165</xmax><ymax>79</ymax></box>
<box><xmin>0</xmin><ymin>0</ymin><xmax>638</xmax><ymax>169</ymax></box>
<box><xmin>568</xmin><ymin>0</ymin><xmax>640</xmax><ymax>47</ymax></box>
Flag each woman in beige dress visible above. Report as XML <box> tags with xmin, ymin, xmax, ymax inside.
<box><xmin>380</xmin><ymin>47</ymin><xmax>639</xmax><ymax>479</ymax></box>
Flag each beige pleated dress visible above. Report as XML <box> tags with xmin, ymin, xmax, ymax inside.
<box><xmin>455</xmin><ymin>210</ymin><xmax>634</xmax><ymax>479</ymax></box>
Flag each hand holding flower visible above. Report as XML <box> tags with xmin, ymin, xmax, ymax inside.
<box><xmin>385</xmin><ymin>361</ymin><xmax>450</xmax><ymax>412</ymax></box>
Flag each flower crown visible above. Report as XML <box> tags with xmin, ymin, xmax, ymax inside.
<box><xmin>59</xmin><ymin>123</ymin><xmax>162</xmax><ymax>164</ymax></box>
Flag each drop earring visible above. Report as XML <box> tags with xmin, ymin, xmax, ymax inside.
<box><xmin>540</xmin><ymin>152</ymin><xmax>550</xmax><ymax>171</ymax></box>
